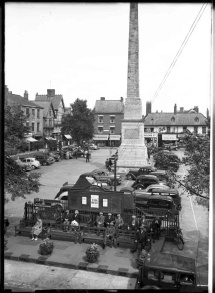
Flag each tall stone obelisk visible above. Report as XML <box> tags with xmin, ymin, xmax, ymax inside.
<box><xmin>117</xmin><ymin>3</ymin><xmax>147</xmax><ymax>170</ymax></box>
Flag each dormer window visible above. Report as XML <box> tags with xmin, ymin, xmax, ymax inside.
<box><xmin>194</xmin><ymin>117</ymin><xmax>199</xmax><ymax>122</ymax></box>
<box><xmin>171</xmin><ymin>117</ymin><xmax>175</xmax><ymax>122</ymax></box>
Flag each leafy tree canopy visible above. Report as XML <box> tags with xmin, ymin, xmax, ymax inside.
<box><xmin>4</xmin><ymin>105</ymin><xmax>41</xmax><ymax>203</ymax></box>
<box><xmin>61</xmin><ymin>98</ymin><xmax>95</xmax><ymax>145</ymax></box>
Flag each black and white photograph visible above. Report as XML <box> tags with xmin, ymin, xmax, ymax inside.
<box><xmin>4</xmin><ymin>2</ymin><xmax>212</xmax><ymax>291</ymax></box>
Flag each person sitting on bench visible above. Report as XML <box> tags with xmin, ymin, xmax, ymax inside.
<box><xmin>104</xmin><ymin>212</ymin><xmax>114</xmax><ymax>227</ymax></box>
<box><xmin>96</xmin><ymin>212</ymin><xmax>105</xmax><ymax>228</ymax></box>
<box><xmin>103</xmin><ymin>221</ymin><xmax>117</xmax><ymax>249</ymax></box>
<box><xmin>114</xmin><ymin>213</ymin><xmax>124</xmax><ymax>230</ymax></box>
<box><xmin>70</xmin><ymin>210</ymin><xmax>81</xmax><ymax>231</ymax></box>
<box><xmin>30</xmin><ymin>214</ymin><xmax>43</xmax><ymax>241</ymax></box>
<box><xmin>128</xmin><ymin>215</ymin><xmax>139</xmax><ymax>231</ymax></box>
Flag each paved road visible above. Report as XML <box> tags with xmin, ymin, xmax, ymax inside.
<box><xmin>4</xmin><ymin>260</ymin><xmax>136</xmax><ymax>290</ymax></box>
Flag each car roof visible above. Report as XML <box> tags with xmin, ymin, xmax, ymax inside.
<box><xmin>80</xmin><ymin>172</ymin><xmax>95</xmax><ymax>177</ymax></box>
<box><xmin>136</xmin><ymin>175</ymin><xmax>159</xmax><ymax>179</ymax></box>
<box><xmin>120</xmin><ymin>187</ymin><xmax>134</xmax><ymax>192</ymax></box>
<box><xmin>148</xmin><ymin>195</ymin><xmax>173</xmax><ymax>201</ymax></box>
<box><xmin>151</xmin><ymin>189</ymin><xmax>179</xmax><ymax>194</ymax></box>
<box><xmin>147</xmin><ymin>184</ymin><xmax>169</xmax><ymax>189</ymax></box>
<box><xmin>145</xmin><ymin>252</ymin><xmax>196</xmax><ymax>274</ymax></box>
<box><xmin>23</xmin><ymin>157</ymin><xmax>36</xmax><ymax>160</ymax></box>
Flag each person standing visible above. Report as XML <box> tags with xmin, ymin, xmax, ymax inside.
<box><xmin>86</xmin><ymin>150</ymin><xmax>90</xmax><ymax>162</ymax></box>
<box><xmin>131</xmin><ymin>224</ymin><xmax>148</xmax><ymax>256</ymax></box>
<box><xmin>108</xmin><ymin>158</ymin><xmax>113</xmax><ymax>172</ymax></box>
<box><xmin>105</xmin><ymin>159</ymin><xmax>109</xmax><ymax>170</ymax></box>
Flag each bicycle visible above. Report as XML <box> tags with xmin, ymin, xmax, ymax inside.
<box><xmin>174</xmin><ymin>228</ymin><xmax>184</xmax><ymax>250</ymax></box>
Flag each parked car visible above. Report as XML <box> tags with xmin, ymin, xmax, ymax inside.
<box><xmin>20</xmin><ymin>157</ymin><xmax>40</xmax><ymax>169</ymax></box>
<box><xmin>14</xmin><ymin>158</ymin><xmax>32</xmax><ymax>171</ymax></box>
<box><xmin>145</xmin><ymin>195</ymin><xmax>178</xmax><ymax>214</ymax></box>
<box><xmin>150</xmin><ymin>170</ymin><xmax>169</xmax><ymax>182</ymax></box>
<box><xmin>80</xmin><ymin>172</ymin><xmax>113</xmax><ymax>186</ymax></box>
<box><xmin>33</xmin><ymin>154</ymin><xmax>54</xmax><ymax>166</ymax></box>
<box><xmin>89</xmin><ymin>144</ymin><xmax>99</xmax><ymax>150</ymax></box>
<box><xmin>49</xmin><ymin>151</ymin><xmax>61</xmax><ymax>162</ymax></box>
<box><xmin>134</xmin><ymin>186</ymin><xmax>179</xmax><ymax>209</ymax></box>
<box><xmin>136</xmin><ymin>251</ymin><xmax>202</xmax><ymax>291</ymax></box>
<box><xmin>131</xmin><ymin>175</ymin><xmax>166</xmax><ymax>190</ymax></box>
<box><xmin>126</xmin><ymin>166</ymin><xmax>157</xmax><ymax>180</ymax></box>
<box><xmin>91</xmin><ymin>169</ymin><xmax>122</xmax><ymax>186</ymax></box>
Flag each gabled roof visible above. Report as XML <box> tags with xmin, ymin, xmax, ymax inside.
<box><xmin>34</xmin><ymin>101</ymin><xmax>55</xmax><ymax>118</ymax></box>
<box><xmin>6</xmin><ymin>93</ymin><xmax>43</xmax><ymax>108</ymax></box>
<box><xmin>144</xmin><ymin>113</ymin><xmax>207</xmax><ymax>126</ymax></box>
<box><xmin>35</xmin><ymin>94</ymin><xmax>65</xmax><ymax>111</ymax></box>
<box><xmin>94</xmin><ymin>100</ymin><xmax>124</xmax><ymax>113</ymax></box>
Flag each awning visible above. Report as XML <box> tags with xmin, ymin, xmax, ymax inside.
<box><xmin>64</xmin><ymin>135</ymin><xmax>72</xmax><ymax>139</ymax></box>
<box><xmin>93</xmin><ymin>135</ymin><xmax>108</xmax><ymax>141</ymax></box>
<box><xmin>45</xmin><ymin>137</ymin><xmax>56</xmax><ymax>140</ymax></box>
<box><xmin>26</xmin><ymin>137</ymin><xmax>38</xmax><ymax>142</ymax></box>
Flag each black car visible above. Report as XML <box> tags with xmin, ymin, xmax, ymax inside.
<box><xmin>131</xmin><ymin>175</ymin><xmax>164</xmax><ymax>190</ymax></box>
<box><xmin>34</xmin><ymin>154</ymin><xmax>54</xmax><ymax>166</ymax></box>
<box><xmin>126</xmin><ymin>166</ymin><xmax>157</xmax><ymax>180</ymax></box>
<box><xmin>49</xmin><ymin>151</ymin><xmax>61</xmax><ymax>162</ymax></box>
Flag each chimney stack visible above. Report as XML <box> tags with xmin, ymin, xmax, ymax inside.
<box><xmin>180</xmin><ymin>107</ymin><xmax>184</xmax><ymax>113</ymax></box>
<box><xmin>206</xmin><ymin>108</ymin><xmax>209</xmax><ymax>118</ymax></box>
<box><xmin>174</xmin><ymin>104</ymin><xmax>177</xmax><ymax>114</ymax></box>
<box><xmin>100</xmin><ymin>97</ymin><xmax>105</xmax><ymax>101</ymax></box>
<box><xmin>194</xmin><ymin>106</ymin><xmax>199</xmax><ymax>113</ymax></box>
<box><xmin>24</xmin><ymin>90</ymin><xmax>28</xmax><ymax>100</ymax></box>
<box><xmin>120</xmin><ymin>97</ymin><xmax>123</xmax><ymax>102</ymax></box>
<box><xmin>146</xmin><ymin>101</ymin><xmax>152</xmax><ymax>115</ymax></box>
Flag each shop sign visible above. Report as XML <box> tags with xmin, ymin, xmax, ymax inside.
<box><xmin>109</xmin><ymin>135</ymin><xmax>121</xmax><ymax>140</ymax></box>
<box><xmin>144</xmin><ymin>133</ymin><xmax>158</xmax><ymax>138</ymax></box>
<box><xmin>93</xmin><ymin>135</ymin><xmax>108</xmax><ymax>140</ymax></box>
<box><xmin>162</xmin><ymin>134</ymin><xmax>178</xmax><ymax>141</ymax></box>
<box><xmin>91</xmin><ymin>194</ymin><xmax>99</xmax><ymax>208</ymax></box>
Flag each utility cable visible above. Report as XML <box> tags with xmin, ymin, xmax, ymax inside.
<box><xmin>150</xmin><ymin>3</ymin><xmax>208</xmax><ymax>105</ymax></box>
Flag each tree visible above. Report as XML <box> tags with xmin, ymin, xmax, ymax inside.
<box><xmin>4</xmin><ymin>105</ymin><xmax>41</xmax><ymax>203</ymax></box>
<box><xmin>61</xmin><ymin>98</ymin><xmax>95</xmax><ymax>145</ymax></box>
<box><xmin>163</xmin><ymin>133</ymin><xmax>210</xmax><ymax>208</ymax></box>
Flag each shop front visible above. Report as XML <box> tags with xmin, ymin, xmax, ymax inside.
<box><xmin>161</xmin><ymin>134</ymin><xmax>178</xmax><ymax>147</ymax></box>
<box><xmin>93</xmin><ymin>134</ymin><xmax>121</xmax><ymax>147</ymax></box>
<box><xmin>144</xmin><ymin>132</ymin><xmax>158</xmax><ymax>147</ymax></box>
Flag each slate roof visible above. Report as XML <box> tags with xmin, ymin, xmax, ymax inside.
<box><xmin>144</xmin><ymin>113</ymin><xmax>207</xmax><ymax>126</ymax></box>
<box><xmin>33</xmin><ymin>101</ymin><xmax>55</xmax><ymax>118</ymax></box>
<box><xmin>6</xmin><ymin>93</ymin><xmax>43</xmax><ymax>108</ymax></box>
<box><xmin>35</xmin><ymin>94</ymin><xmax>65</xmax><ymax>111</ymax></box>
<box><xmin>94</xmin><ymin>100</ymin><xmax>124</xmax><ymax>113</ymax></box>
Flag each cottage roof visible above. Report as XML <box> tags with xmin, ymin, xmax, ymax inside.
<box><xmin>35</xmin><ymin>94</ymin><xmax>65</xmax><ymax>111</ymax></box>
<box><xmin>144</xmin><ymin>113</ymin><xmax>207</xmax><ymax>126</ymax></box>
<box><xmin>33</xmin><ymin>101</ymin><xmax>55</xmax><ymax>118</ymax></box>
<box><xmin>94</xmin><ymin>100</ymin><xmax>124</xmax><ymax>113</ymax></box>
<box><xmin>6</xmin><ymin>93</ymin><xmax>43</xmax><ymax>109</ymax></box>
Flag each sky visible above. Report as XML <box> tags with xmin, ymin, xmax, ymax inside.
<box><xmin>5</xmin><ymin>3</ymin><xmax>212</xmax><ymax>116</ymax></box>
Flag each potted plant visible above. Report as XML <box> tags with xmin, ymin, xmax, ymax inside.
<box><xmin>85</xmin><ymin>243</ymin><xmax>100</xmax><ymax>263</ymax></box>
<box><xmin>39</xmin><ymin>238</ymin><xmax>54</xmax><ymax>255</ymax></box>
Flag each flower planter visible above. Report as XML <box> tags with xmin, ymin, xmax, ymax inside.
<box><xmin>39</xmin><ymin>238</ymin><xmax>54</xmax><ymax>256</ymax></box>
<box><xmin>85</xmin><ymin>243</ymin><xmax>100</xmax><ymax>263</ymax></box>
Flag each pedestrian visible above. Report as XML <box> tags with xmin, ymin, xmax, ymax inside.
<box><xmin>74</xmin><ymin>149</ymin><xmax>78</xmax><ymax>159</ymax></box>
<box><xmin>30</xmin><ymin>214</ymin><xmax>43</xmax><ymax>241</ymax></box>
<box><xmin>130</xmin><ymin>224</ymin><xmax>148</xmax><ymax>256</ymax></box>
<box><xmin>108</xmin><ymin>158</ymin><xmax>112</xmax><ymax>172</ymax></box>
<box><xmin>105</xmin><ymin>159</ymin><xmax>109</xmax><ymax>170</ymax></box>
<box><xmin>86</xmin><ymin>150</ymin><xmax>90</xmax><ymax>162</ymax></box>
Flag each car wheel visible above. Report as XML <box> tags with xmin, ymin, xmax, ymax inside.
<box><xmin>31</xmin><ymin>165</ymin><xmax>36</xmax><ymax>170</ymax></box>
<box><xmin>135</xmin><ymin>185</ymin><xmax>144</xmax><ymax>190</ymax></box>
<box><xmin>42</xmin><ymin>162</ymin><xmax>47</xmax><ymax>166</ymax></box>
<box><xmin>127</xmin><ymin>174</ymin><xmax>133</xmax><ymax>180</ymax></box>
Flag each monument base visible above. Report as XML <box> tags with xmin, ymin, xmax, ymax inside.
<box><xmin>117</xmin><ymin>145</ymin><xmax>148</xmax><ymax>173</ymax></box>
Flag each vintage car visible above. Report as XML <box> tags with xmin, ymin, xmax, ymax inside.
<box><xmin>89</xmin><ymin>144</ymin><xmax>99</xmax><ymax>150</ymax></box>
<box><xmin>126</xmin><ymin>166</ymin><xmax>157</xmax><ymax>180</ymax></box>
<box><xmin>20</xmin><ymin>157</ymin><xmax>41</xmax><ymax>169</ymax></box>
<box><xmin>14</xmin><ymin>158</ymin><xmax>32</xmax><ymax>171</ymax></box>
<box><xmin>134</xmin><ymin>188</ymin><xmax>180</xmax><ymax>210</ymax></box>
<box><xmin>33</xmin><ymin>154</ymin><xmax>55</xmax><ymax>166</ymax></box>
<box><xmin>131</xmin><ymin>175</ymin><xmax>167</xmax><ymax>190</ymax></box>
<box><xmin>49</xmin><ymin>151</ymin><xmax>61</xmax><ymax>162</ymax></box>
<box><xmin>136</xmin><ymin>251</ymin><xmax>207</xmax><ymax>291</ymax></box>
<box><xmin>90</xmin><ymin>169</ymin><xmax>122</xmax><ymax>186</ymax></box>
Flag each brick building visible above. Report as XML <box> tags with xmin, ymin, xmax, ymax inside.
<box><xmin>93</xmin><ymin>97</ymin><xmax>124</xmax><ymax>147</ymax></box>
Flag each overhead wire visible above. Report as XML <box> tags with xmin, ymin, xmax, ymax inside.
<box><xmin>150</xmin><ymin>3</ymin><xmax>208</xmax><ymax>105</ymax></box>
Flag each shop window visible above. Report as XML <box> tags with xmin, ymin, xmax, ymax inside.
<box><xmin>32</xmin><ymin>109</ymin><xmax>35</xmax><ymax>118</ymax></box>
<box><xmin>160</xmin><ymin>272</ymin><xmax>176</xmax><ymax>284</ymax></box>
<box><xmin>98</xmin><ymin>127</ymin><xmax>103</xmax><ymax>134</ymax></box>
<box><xmin>202</xmin><ymin>127</ymin><xmax>206</xmax><ymax>134</ymax></box>
<box><xmin>179</xmin><ymin>274</ymin><xmax>194</xmax><ymax>285</ymax></box>
<box><xmin>98</xmin><ymin>116</ymin><xmax>103</xmax><ymax>123</ymax></box>
<box><xmin>32</xmin><ymin>122</ymin><xmax>34</xmax><ymax>132</ymax></box>
<box><xmin>37</xmin><ymin>123</ymin><xmax>40</xmax><ymax>132</ymax></box>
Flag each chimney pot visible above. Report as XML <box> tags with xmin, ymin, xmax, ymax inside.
<box><xmin>100</xmin><ymin>97</ymin><xmax>105</xmax><ymax>101</ymax></box>
<box><xmin>174</xmin><ymin>104</ymin><xmax>177</xmax><ymax>114</ymax></box>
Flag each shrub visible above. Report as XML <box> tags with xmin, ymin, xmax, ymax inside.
<box><xmin>85</xmin><ymin>243</ymin><xmax>100</xmax><ymax>263</ymax></box>
<box><xmin>39</xmin><ymin>238</ymin><xmax>54</xmax><ymax>255</ymax></box>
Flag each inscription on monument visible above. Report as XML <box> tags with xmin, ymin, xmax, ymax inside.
<box><xmin>124</xmin><ymin>129</ymin><xmax>139</xmax><ymax>139</ymax></box>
